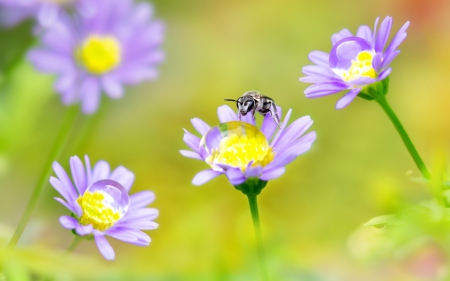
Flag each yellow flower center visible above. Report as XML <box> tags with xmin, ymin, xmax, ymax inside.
<box><xmin>203</xmin><ymin>122</ymin><xmax>274</xmax><ymax>172</ymax></box>
<box><xmin>341</xmin><ymin>51</ymin><xmax>376</xmax><ymax>82</ymax></box>
<box><xmin>78</xmin><ymin>35</ymin><xmax>121</xmax><ymax>75</ymax></box>
<box><xmin>77</xmin><ymin>191</ymin><xmax>123</xmax><ymax>231</ymax></box>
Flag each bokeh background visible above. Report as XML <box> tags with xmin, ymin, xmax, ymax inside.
<box><xmin>1</xmin><ymin>0</ymin><xmax>450</xmax><ymax>280</ymax></box>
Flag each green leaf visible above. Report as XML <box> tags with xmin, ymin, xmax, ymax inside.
<box><xmin>364</xmin><ymin>214</ymin><xmax>399</xmax><ymax>228</ymax></box>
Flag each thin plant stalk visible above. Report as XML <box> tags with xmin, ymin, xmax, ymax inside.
<box><xmin>7</xmin><ymin>106</ymin><xmax>79</xmax><ymax>249</ymax></box>
<box><xmin>376</xmin><ymin>96</ymin><xmax>431</xmax><ymax>179</ymax></box>
<box><xmin>247</xmin><ymin>194</ymin><xmax>269</xmax><ymax>281</ymax></box>
<box><xmin>66</xmin><ymin>236</ymin><xmax>83</xmax><ymax>254</ymax></box>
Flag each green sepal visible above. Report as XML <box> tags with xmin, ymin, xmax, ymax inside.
<box><xmin>234</xmin><ymin>178</ymin><xmax>268</xmax><ymax>196</ymax></box>
<box><xmin>69</xmin><ymin>213</ymin><xmax>94</xmax><ymax>240</ymax></box>
<box><xmin>358</xmin><ymin>76</ymin><xmax>390</xmax><ymax>101</ymax></box>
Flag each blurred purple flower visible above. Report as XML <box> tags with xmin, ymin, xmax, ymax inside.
<box><xmin>28</xmin><ymin>0</ymin><xmax>165</xmax><ymax>114</ymax></box>
<box><xmin>180</xmin><ymin>105</ymin><xmax>316</xmax><ymax>186</ymax></box>
<box><xmin>300</xmin><ymin>16</ymin><xmax>409</xmax><ymax>109</ymax></box>
<box><xmin>50</xmin><ymin>155</ymin><xmax>158</xmax><ymax>260</ymax></box>
<box><xmin>0</xmin><ymin>0</ymin><xmax>89</xmax><ymax>27</ymax></box>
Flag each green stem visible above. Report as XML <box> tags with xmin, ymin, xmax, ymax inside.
<box><xmin>376</xmin><ymin>96</ymin><xmax>431</xmax><ymax>179</ymax></box>
<box><xmin>66</xmin><ymin>236</ymin><xmax>82</xmax><ymax>254</ymax></box>
<box><xmin>247</xmin><ymin>194</ymin><xmax>269</xmax><ymax>281</ymax></box>
<box><xmin>7</xmin><ymin>106</ymin><xmax>79</xmax><ymax>250</ymax></box>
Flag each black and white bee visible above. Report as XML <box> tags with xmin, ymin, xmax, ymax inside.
<box><xmin>224</xmin><ymin>91</ymin><xmax>281</xmax><ymax>127</ymax></box>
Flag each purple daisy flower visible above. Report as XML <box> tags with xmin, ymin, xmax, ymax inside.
<box><xmin>180</xmin><ymin>105</ymin><xmax>316</xmax><ymax>187</ymax></box>
<box><xmin>28</xmin><ymin>0</ymin><xmax>165</xmax><ymax>114</ymax></box>
<box><xmin>300</xmin><ymin>16</ymin><xmax>410</xmax><ymax>109</ymax></box>
<box><xmin>50</xmin><ymin>155</ymin><xmax>158</xmax><ymax>260</ymax></box>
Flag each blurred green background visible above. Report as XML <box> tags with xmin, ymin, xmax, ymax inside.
<box><xmin>1</xmin><ymin>0</ymin><xmax>450</xmax><ymax>280</ymax></box>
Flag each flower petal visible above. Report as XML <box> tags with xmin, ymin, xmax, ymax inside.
<box><xmin>52</xmin><ymin>161</ymin><xmax>77</xmax><ymax>196</ymax></box>
<box><xmin>261</xmin><ymin>110</ymin><xmax>278</xmax><ymax>141</ymax></box>
<box><xmin>84</xmin><ymin>155</ymin><xmax>92</xmax><ymax>188</ymax></box>
<box><xmin>245</xmin><ymin>165</ymin><xmax>263</xmax><ymax>178</ymax></box>
<box><xmin>182</xmin><ymin>130</ymin><xmax>201</xmax><ymax>152</ymax></box>
<box><xmin>356</xmin><ymin>25</ymin><xmax>373</xmax><ymax>43</ymax></box>
<box><xmin>375</xmin><ymin>16</ymin><xmax>393</xmax><ymax>53</ymax></box>
<box><xmin>37</xmin><ymin>3</ymin><xmax>60</xmax><ymax>28</ymax></box>
<box><xmin>54</xmin><ymin>197</ymin><xmax>82</xmax><ymax>217</ymax></box>
<box><xmin>110</xmin><ymin>166</ymin><xmax>135</xmax><ymax>191</ymax></box>
<box><xmin>308</xmin><ymin>51</ymin><xmax>329</xmax><ymax>66</ymax></box>
<box><xmin>272</xmin><ymin>116</ymin><xmax>313</xmax><ymax>152</ymax></box>
<box><xmin>378</xmin><ymin>68</ymin><xmax>392</xmax><ymax>81</ymax></box>
<box><xmin>80</xmin><ymin>77</ymin><xmax>101</xmax><ymax>114</ymax></box>
<box><xmin>381</xmin><ymin>50</ymin><xmax>400</xmax><ymax>70</ymax></box>
<box><xmin>335</xmin><ymin>88</ymin><xmax>362</xmax><ymax>109</ymax></box>
<box><xmin>384</xmin><ymin>21</ymin><xmax>410</xmax><ymax>57</ymax></box>
<box><xmin>192</xmin><ymin>170</ymin><xmax>222</xmax><ymax>186</ymax></box>
<box><xmin>270</xmin><ymin>108</ymin><xmax>292</xmax><ymax>147</ymax></box>
<box><xmin>191</xmin><ymin>118</ymin><xmax>210</xmax><ymax>136</ymax></box>
<box><xmin>91</xmin><ymin>161</ymin><xmax>110</xmax><ymax>183</ymax></box>
<box><xmin>180</xmin><ymin>150</ymin><xmax>202</xmax><ymax>160</ymax></box>
<box><xmin>59</xmin><ymin>216</ymin><xmax>78</xmax><ymax>229</ymax></box>
<box><xmin>331</xmin><ymin>28</ymin><xmax>353</xmax><ymax>45</ymax></box>
<box><xmin>76</xmin><ymin>224</ymin><xmax>93</xmax><ymax>236</ymax></box>
<box><xmin>260</xmin><ymin>167</ymin><xmax>285</xmax><ymax>181</ymax></box>
<box><xmin>70</xmin><ymin>156</ymin><xmax>87</xmax><ymax>195</ymax></box>
<box><xmin>304</xmin><ymin>82</ymin><xmax>349</xmax><ymax>98</ymax></box>
<box><xmin>121</xmin><ymin>208</ymin><xmax>159</xmax><ymax>222</ymax></box>
<box><xmin>129</xmin><ymin>191</ymin><xmax>155</xmax><ymax>209</ymax></box>
<box><xmin>217</xmin><ymin>105</ymin><xmax>238</xmax><ymax>123</ymax></box>
<box><xmin>101</xmin><ymin>75</ymin><xmax>124</xmax><ymax>99</ymax></box>
<box><xmin>94</xmin><ymin>233</ymin><xmax>115</xmax><ymax>260</ymax></box>
<box><xmin>27</xmin><ymin>49</ymin><xmax>73</xmax><ymax>73</ymax></box>
<box><xmin>225</xmin><ymin>168</ymin><xmax>246</xmax><ymax>186</ymax></box>
<box><xmin>106</xmin><ymin>227</ymin><xmax>150</xmax><ymax>246</ymax></box>
<box><xmin>50</xmin><ymin>176</ymin><xmax>76</xmax><ymax>203</ymax></box>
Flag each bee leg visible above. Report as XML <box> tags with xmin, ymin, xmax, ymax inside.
<box><xmin>269</xmin><ymin>102</ymin><xmax>281</xmax><ymax>128</ymax></box>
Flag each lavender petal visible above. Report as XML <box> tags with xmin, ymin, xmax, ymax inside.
<box><xmin>217</xmin><ymin>105</ymin><xmax>238</xmax><ymax>123</ymax></box>
<box><xmin>180</xmin><ymin>150</ymin><xmax>202</xmax><ymax>160</ymax></box>
<box><xmin>225</xmin><ymin>168</ymin><xmax>246</xmax><ymax>186</ymax></box>
<box><xmin>129</xmin><ymin>191</ymin><xmax>156</xmax><ymax>209</ymax></box>
<box><xmin>375</xmin><ymin>16</ymin><xmax>392</xmax><ymax>53</ymax></box>
<box><xmin>260</xmin><ymin>167</ymin><xmax>286</xmax><ymax>181</ymax></box>
<box><xmin>331</xmin><ymin>28</ymin><xmax>353</xmax><ymax>45</ymax></box>
<box><xmin>304</xmin><ymin>82</ymin><xmax>348</xmax><ymax>98</ymax></box>
<box><xmin>76</xmin><ymin>224</ymin><xmax>93</xmax><ymax>236</ymax></box>
<box><xmin>308</xmin><ymin>51</ymin><xmax>329</xmax><ymax>66</ymax></box>
<box><xmin>80</xmin><ymin>77</ymin><xmax>101</xmax><ymax>114</ymax></box>
<box><xmin>70</xmin><ymin>156</ymin><xmax>87</xmax><ymax>196</ymax></box>
<box><xmin>192</xmin><ymin>169</ymin><xmax>222</xmax><ymax>185</ymax></box>
<box><xmin>110</xmin><ymin>166</ymin><xmax>135</xmax><ymax>191</ymax></box>
<box><xmin>335</xmin><ymin>88</ymin><xmax>362</xmax><ymax>109</ymax></box>
<box><xmin>94</xmin><ymin>233</ymin><xmax>115</xmax><ymax>260</ymax></box>
<box><xmin>91</xmin><ymin>160</ymin><xmax>110</xmax><ymax>183</ymax></box>
<box><xmin>59</xmin><ymin>216</ymin><xmax>78</xmax><ymax>229</ymax></box>
<box><xmin>191</xmin><ymin>118</ymin><xmax>210</xmax><ymax>136</ymax></box>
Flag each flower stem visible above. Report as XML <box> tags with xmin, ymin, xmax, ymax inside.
<box><xmin>7</xmin><ymin>106</ymin><xmax>79</xmax><ymax>250</ymax></box>
<box><xmin>66</xmin><ymin>236</ymin><xmax>83</xmax><ymax>254</ymax></box>
<box><xmin>247</xmin><ymin>194</ymin><xmax>269</xmax><ymax>281</ymax></box>
<box><xmin>376</xmin><ymin>96</ymin><xmax>430</xmax><ymax>179</ymax></box>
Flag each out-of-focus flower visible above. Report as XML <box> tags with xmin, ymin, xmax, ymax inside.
<box><xmin>50</xmin><ymin>155</ymin><xmax>158</xmax><ymax>260</ymax></box>
<box><xmin>180</xmin><ymin>105</ymin><xmax>316</xmax><ymax>188</ymax></box>
<box><xmin>0</xmin><ymin>0</ymin><xmax>90</xmax><ymax>27</ymax></box>
<box><xmin>300</xmin><ymin>16</ymin><xmax>409</xmax><ymax>109</ymax></box>
<box><xmin>28</xmin><ymin>0</ymin><xmax>165</xmax><ymax>114</ymax></box>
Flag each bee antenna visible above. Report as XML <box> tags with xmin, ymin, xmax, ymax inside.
<box><xmin>224</xmin><ymin>98</ymin><xmax>236</xmax><ymax>102</ymax></box>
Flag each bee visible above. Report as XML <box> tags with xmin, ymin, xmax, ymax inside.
<box><xmin>224</xmin><ymin>91</ymin><xmax>281</xmax><ymax>127</ymax></box>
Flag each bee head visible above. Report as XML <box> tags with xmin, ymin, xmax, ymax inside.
<box><xmin>237</xmin><ymin>96</ymin><xmax>255</xmax><ymax>115</ymax></box>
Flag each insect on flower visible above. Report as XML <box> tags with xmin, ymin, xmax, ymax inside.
<box><xmin>225</xmin><ymin>91</ymin><xmax>281</xmax><ymax>128</ymax></box>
